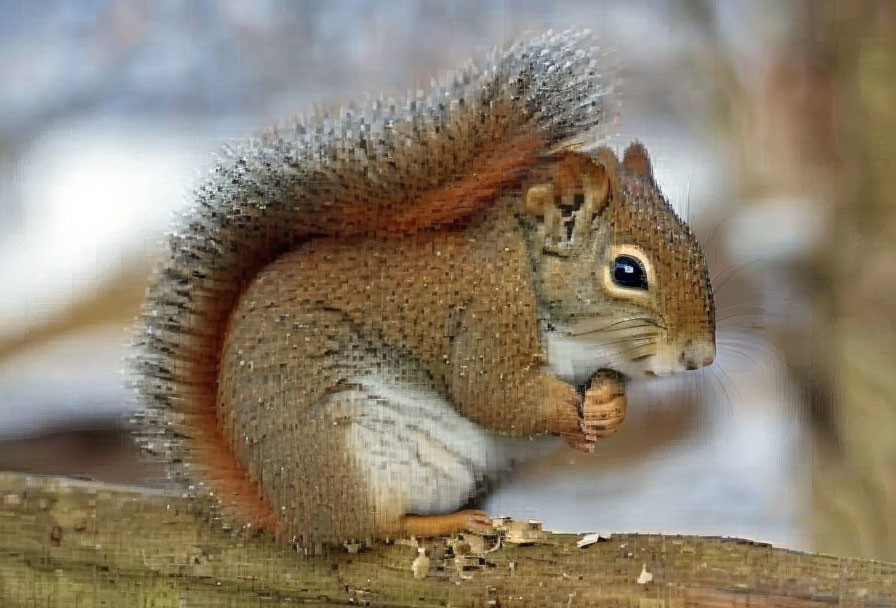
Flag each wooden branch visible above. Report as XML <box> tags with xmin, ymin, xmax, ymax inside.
<box><xmin>0</xmin><ymin>473</ymin><xmax>892</xmax><ymax>607</ymax></box>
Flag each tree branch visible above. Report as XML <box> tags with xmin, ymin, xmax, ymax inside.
<box><xmin>0</xmin><ymin>473</ymin><xmax>892</xmax><ymax>606</ymax></box>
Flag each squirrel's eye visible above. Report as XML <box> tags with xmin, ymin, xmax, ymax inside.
<box><xmin>612</xmin><ymin>255</ymin><xmax>648</xmax><ymax>290</ymax></box>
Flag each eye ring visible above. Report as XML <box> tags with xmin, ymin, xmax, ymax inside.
<box><xmin>612</xmin><ymin>255</ymin><xmax>648</xmax><ymax>290</ymax></box>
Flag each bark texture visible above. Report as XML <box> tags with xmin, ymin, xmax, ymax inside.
<box><xmin>0</xmin><ymin>473</ymin><xmax>892</xmax><ymax>607</ymax></box>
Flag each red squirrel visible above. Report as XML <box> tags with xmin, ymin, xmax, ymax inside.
<box><xmin>133</xmin><ymin>30</ymin><xmax>715</xmax><ymax>545</ymax></box>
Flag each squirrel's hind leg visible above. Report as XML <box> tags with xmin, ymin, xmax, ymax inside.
<box><xmin>334</xmin><ymin>363</ymin><xmax>513</xmax><ymax>538</ymax></box>
<box><xmin>221</xmin><ymin>334</ymin><xmax>513</xmax><ymax>543</ymax></box>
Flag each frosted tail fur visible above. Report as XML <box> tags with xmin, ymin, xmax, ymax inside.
<box><xmin>131</xmin><ymin>30</ymin><xmax>615</xmax><ymax>528</ymax></box>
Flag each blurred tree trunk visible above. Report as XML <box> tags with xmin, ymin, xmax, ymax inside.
<box><xmin>784</xmin><ymin>1</ymin><xmax>896</xmax><ymax>561</ymax></box>
<box><xmin>692</xmin><ymin>0</ymin><xmax>896</xmax><ymax>561</ymax></box>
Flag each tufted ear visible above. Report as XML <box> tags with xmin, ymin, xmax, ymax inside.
<box><xmin>523</xmin><ymin>150</ymin><xmax>613</xmax><ymax>217</ymax></box>
<box><xmin>622</xmin><ymin>141</ymin><xmax>654</xmax><ymax>181</ymax></box>
<box><xmin>522</xmin><ymin>150</ymin><xmax>615</xmax><ymax>250</ymax></box>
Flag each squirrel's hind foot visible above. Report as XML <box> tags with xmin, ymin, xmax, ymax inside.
<box><xmin>401</xmin><ymin>510</ymin><xmax>493</xmax><ymax>538</ymax></box>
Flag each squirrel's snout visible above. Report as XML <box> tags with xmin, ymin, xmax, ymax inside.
<box><xmin>644</xmin><ymin>339</ymin><xmax>715</xmax><ymax>376</ymax></box>
<box><xmin>679</xmin><ymin>339</ymin><xmax>715</xmax><ymax>371</ymax></box>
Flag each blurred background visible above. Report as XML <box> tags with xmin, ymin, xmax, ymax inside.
<box><xmin>0</xmin><ymin>0</ymin><xmax>892</xmax><ymax>561</ymax></box>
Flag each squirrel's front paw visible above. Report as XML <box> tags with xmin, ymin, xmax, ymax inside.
<box><xmin>566</xmin><ymin>371</ymin><xmax>627</xmax><ymax>453</ymax></box>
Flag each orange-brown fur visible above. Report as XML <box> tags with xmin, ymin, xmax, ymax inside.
<box><xmin>179</xmin><ymin>132</ymin><xmax>553</xmax><ymax>536</ymax></box>
<box><xmin>214</xmin><ymin>147</ymin><xmax>714</xmax><ymax>542</ymax></box>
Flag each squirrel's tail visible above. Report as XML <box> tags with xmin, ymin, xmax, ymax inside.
<box><xmin>131</xmin><ymin>29</ymin><xmax>616</xmax><ymax>531</ymax></box>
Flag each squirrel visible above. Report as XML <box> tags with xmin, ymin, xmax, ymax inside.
<box><xmin>132</xmin><ymin>30</ymin><xmax>715</xmax><ymax>545</ymax></box>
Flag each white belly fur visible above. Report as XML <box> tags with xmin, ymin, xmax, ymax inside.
<box><xmin>342</xmin><ymin>372</ymin><xmax>538</xmax><ymax>516</ymax></box>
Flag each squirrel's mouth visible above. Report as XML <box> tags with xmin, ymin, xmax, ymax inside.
<box><xmin>542</xmin><ymin>319</ymin><xmax>666</xmax><ymax>384</ymax></box>
<box><xmin>541</xmin><ymin>317</ymin><xmax>715</xmax><ymax>380</ymax></box>
<box><xmin>630</xmin><ymin>340</ymin><xmax>716</xmax><ymax>377</ymax></box>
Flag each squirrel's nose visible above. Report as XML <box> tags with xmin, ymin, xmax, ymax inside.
<box><xmin>679</xmin><ymin>339</ymin><xmax>715</xmax><ymax>371</ymax></box>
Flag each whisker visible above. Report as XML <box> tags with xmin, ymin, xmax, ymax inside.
<box><xmin>720</xmin><ymin>359</ymin><xmax>747</xmax><ymax>404</ymax></box>
<box><xmin>717</xmin><ymin>326</ymin><xmax>773</xmax><ymax>343</ymax></box>
<box><xmin>716</xmin><ymin>346</ymin><xmax>755</xmax><ymax>365</ymax></box>
<box><xmin>713</xmin><ymin>302</ymin><xmax>766</xmax><ymax>315</ymax></box>
<box><xmin>589</xmin><ymin>334</ymin><xmax>659</xmax><ymax>348</ymax></box>
<box><xmin>708</xmin><ymin>365</ymin><xmax>736</xmax><ymax>417</ymax></box>
<box><xmin>714</xmin><ymin>313</ymin><xmax>770</xmax><ymax>326</ymax></box>
<box><xmin>715</xmin><ymin>324</ymin><xmax>766</xmax><ymax>333</ymax></box>
<box><xmin>719</xmin><ymin>331</ymin><xmax>789</xmax><ymax>381</ymax></box>
<box><xmin>710</xmin><ymin>256</ymin><xmax>766</xmax><ymax>294</ymax></box>
<box><xmin>714</xmin><ymin>291</ymin><xmax>792</xmax><ymax>309</ymax></box>
<box><xmin>570</xmin><ymin>317</ymin><xmax>665</xmax><ymax>336</ymax></box>
<box><xmin>714</xmin><ymin>303</ymin><xmax>792</xmax><ymax>319</ymax></box>
<box><xmin>616</xmin><ymin>339</ymin><xmax>657</xmax><ymax>351</ymax></box>
<box><xmin>574</xmin><ymin>323</ymin><xmax>661</xmax><ymax>336</ymax></box>
<box><xmin>615</xmin><ymin>341</ymin><xmax>659</xmax><ymax>358</ymax></box>
<box><xmin>717</xmin><ymin>341</ymin><xmax>770</xmax><ymax>361</ymax></box>
<box><xmin>716</xmin><ymin>336</ymin><xmax>770</xmax><ymax>347</ymax></box>
<box><xmin>717</xmin><ymin>331</ymin><xmax>770</xmax><ymax>347</ymax></box>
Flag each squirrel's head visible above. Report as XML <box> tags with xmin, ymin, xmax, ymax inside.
<box><xmin>521</xmin><ymin>143</ymin><xmax>715</xmax><ymax>380</ymax></box>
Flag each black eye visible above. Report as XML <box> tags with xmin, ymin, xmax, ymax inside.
<box><xmin>612</xmin><ymin>255</ymin><xmax>648</xmax><ymax>290</ymax></box>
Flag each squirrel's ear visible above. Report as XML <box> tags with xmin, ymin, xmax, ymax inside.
<box><xmin>581</xmin><ymin>154</ymin><xmax>611</xmax><ymax>217</ymax></box>
<box><xmin>523</xmin><ymin>151</ymin><xmax>612</xmax><ymax>218</ymax></box>
<box><xmin>523</xmin><ymin>182</ymin><xmax>555</xmax><ymax>217</ymax></box>
<box><xmin>523</xmin><ymin>151</ymin><xmax>615</xmax><ymax>250</ymax></box>
<box><xmin>622</xmin><ymin>141</ymin><xmax>654</xmax><ymax>181</ymax></box>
